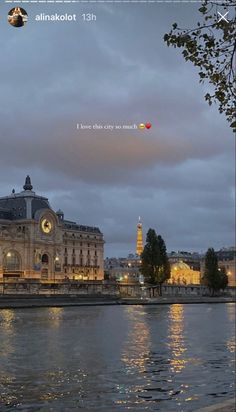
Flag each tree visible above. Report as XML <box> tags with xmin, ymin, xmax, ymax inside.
<box><xmin>202</xmin><ymin>248</ymin><xmax>221</xmax><ymax>295</ymax></box>
<box><xmin>164</xmin><ymin>0</ymin><xmax>236</xmax><ymax>131</ymax></box>
<box><xmin>141</xmin><ymin>229</ymin><xmax>170</xmax><ymax>296</ymax></box>
<box><xmin>104</xmin><ymin>270</ymin><xmax>110</xmax><ymax>280</ymax></box>
<box><xmin>218</xmin><ymin>266</ymin><xmax>229</xmax><ymax>290</ymax></box>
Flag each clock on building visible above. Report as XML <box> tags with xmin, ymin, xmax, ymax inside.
<box><xmin>41</xmin><ymin>218</ymin><xmax>53</xmax><ymax>234</ymax></box>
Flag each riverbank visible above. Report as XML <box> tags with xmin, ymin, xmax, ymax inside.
<box><xmin>0</xmin><ymin>294</ymin><xmax>235</xmax><ymax>309</ymax></box>
<box><xmin>193</xmin><ymin>398</ymin><xmax>235</xmax><ymax>412</ymax></box>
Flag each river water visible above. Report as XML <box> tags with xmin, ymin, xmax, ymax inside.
<box><xmin>0</xmin><ymin>303</ymin><xmax>235</xmax><ymax>412</ymax></box>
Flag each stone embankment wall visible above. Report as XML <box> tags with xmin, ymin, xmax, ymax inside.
<box><xmin>0</xmin><ymin>280</ymin><xmax>235</xmax><ymax>299</ymax></box>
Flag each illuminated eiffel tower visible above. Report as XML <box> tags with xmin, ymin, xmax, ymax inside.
<box><xmin>136</xmin><ymin>216</ymin><xmax>143</xmax><ymax>256</ymax></box>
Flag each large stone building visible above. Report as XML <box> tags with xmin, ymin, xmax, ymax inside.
<box><xmin>168</xmin><ymin>261</ymin><xmax>201</xmax><ymax>285</ymax></box>
<box><xmin>0</xmin><ymin>176</ymin><xmax>104</xmax><ymax>281</ymax></box>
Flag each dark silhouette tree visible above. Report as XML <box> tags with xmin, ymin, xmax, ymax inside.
<box><xmin>218</xmin><ymin>266</ymin><xmax>229</xmax><ymax>290</ymax></box>
<box><xmin>202</xmin><ymin>248</ymin><xmax>221</xmax><ymax>295</ymax></box>
<box><xmin>141</xmin><ymin>229</ymin><xmax>170</xmax><ymax>296</ymax></box>
<box><xmin>164</xmin><ymin>0</ymin><xmax>236</xmax><ymax>131</ymax></box>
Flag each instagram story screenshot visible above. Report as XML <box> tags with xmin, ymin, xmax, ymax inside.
<box><xmin>0</xmin><ymin>1</ymin><xmax>235</xmax><ymax>412</ymax></box>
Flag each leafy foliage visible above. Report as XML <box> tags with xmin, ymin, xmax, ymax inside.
<box><xmin>164</xmin><ymin>0</ymin><xmax>236</xmax><ymax>131</ymax></box>
<box><xmin>202</xmin><ymin>247</ymin><xmax>228</xmax><ymax>294</ymax></box>
<box><xmin>218</xmin><ymin>266</ymin><xmax>229</xmax><ymax>289</ymax></box>
<box><xmin>141</xmin><ymin>229</ymin><xmax>170</xmax><ymax>294</ymax></box>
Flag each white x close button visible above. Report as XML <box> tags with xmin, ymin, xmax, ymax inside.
<box><xmin>217</xmin><ymin>11</ymin><xmax>229</xmax><ymax>23</ymax></box>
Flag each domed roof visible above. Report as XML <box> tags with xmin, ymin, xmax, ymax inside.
<box><xmin>0</xmin><ymin>176</ymin><xmax>51</xmax><ymax>220</ymax></box>
<box><xmin>172</xmin><ymin>260</ymin><xmax>190</xmax><ymax>270</ymax></box>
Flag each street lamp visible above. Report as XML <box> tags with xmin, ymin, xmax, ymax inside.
<box><xmin>54</xmin><ymin>255</ymin><xmax>59</xmax><ymax>284</ymax></box>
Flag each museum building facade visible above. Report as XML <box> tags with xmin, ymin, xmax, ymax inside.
<box><xmin>0</xmin><ymin>176</ymin><xmax>104</xmax><ymax>281</ymax></box>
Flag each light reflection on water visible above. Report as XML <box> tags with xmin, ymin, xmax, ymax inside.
<box><xmin>48</xmin><ymin>307</ymin><xmax>64</xmax><ymax>328</ymax></box>
<box><xmin>0</xmin><ymin>304</ymin><xmax>235</xmax><ymax>412</ymax></box>
<box><xmin>1</xmin><ymin>309</ymin><xmax>15</xmax><ymax>334</ymax></box>
<box><xmin>168</xmin><ymin>304</ymin><xmax>187</xmax><ymax>373</ymax></box>
<box><xmin>122</xmin><ymin>306</ymin><xmax>151</xmax><ymax>374</ymax></box>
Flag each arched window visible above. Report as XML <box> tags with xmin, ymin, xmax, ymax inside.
<box><xmin>42</xmin><ymin>254</ymin><xmax>49</xmax><ymax>264</ymax></box>
<box><xmin>3</xmin><ymin>251</ymin><xmax>21</xmax><ymax>271</ymax></box>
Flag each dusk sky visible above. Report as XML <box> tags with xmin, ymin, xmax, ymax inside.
<box><xmin>0</xmin><ymin>2</ymin><xmax>235</xmax><ymax>257</ymax></box>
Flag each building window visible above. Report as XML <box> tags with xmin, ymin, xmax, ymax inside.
<box><xmin>64</xmin><ymin>257</ymin><xmax>68</xmax><ymax>266</ymax></box>
<box><xmin>80</xmin><ymin>258</ymin><xmax>83</xmax><ymax>266</ymax></box>
<box><xmin>72</xmin><ymin>257</ymin><xmax>76</xmax><ymax>266</ymax></box>
<box><xmin>65</xmin><ymin>248</ymin><xmax>67</xmax><ymax>254</ymax></box>
<box><xmin>3</xmin><ymin>251</ymin><xmax>21</xmax><ymax>271</ymax></box>
<box><xmin>42</xmin><ymin>254</ymin><xmax>49</xmax><ymax>264</ymax></box>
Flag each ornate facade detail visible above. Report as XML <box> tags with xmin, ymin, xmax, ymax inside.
<box><xmin>0</xmin><ymin>176</ymin><xmax>104</xmax><ymax>281</ymax></box>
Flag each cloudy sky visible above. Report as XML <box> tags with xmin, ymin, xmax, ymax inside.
<box><xmin>0</xmin><ymin>2</ymin><xmax>234</xmax><ymax>256</ymax></box>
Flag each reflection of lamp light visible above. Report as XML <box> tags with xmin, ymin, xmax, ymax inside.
<box><xmin>168</xmin><ymin>304</ymin><xmax>187</xmax><ymax>373</ymax></box>
<box><xmin>55</xmin><ymin>256</ymin><xmax>59</xmax><ymax>262</ymax></box>
<box><xmin>227</xmin><ymin>271</ymin><xmax>231</xmax><ymax>275</ymax></box>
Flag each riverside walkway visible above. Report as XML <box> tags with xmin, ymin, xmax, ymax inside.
<box><xmin>0</xmin><ymin>294</ymin><xmax>235</xmax><ymax>309</ymax></box>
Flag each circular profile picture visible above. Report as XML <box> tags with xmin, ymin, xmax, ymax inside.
<box><xmin>8</xmin><ymin>7</ymin><xmax>28</xmax><ymax>28</ymax></box>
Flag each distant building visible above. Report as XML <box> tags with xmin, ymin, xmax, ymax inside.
<box><xmin>168</xmin><ymin>261</ymin><xmax>201</xmax><ymax>285</ymax></box>
<box><xmin>0</xmin><ymin>176</ymin><xmax>104</xmax><ymax>281</ymax></box>
<box><xmin>104</xmin><ymin>254</ymin><xmax>143</xmax><ymax>283</ymax></box>
<box><xmin>218</xmin><ymin>259</ymin><xmax>236</xmax><ymax>287</ymax></box>
<box><xmin>200</xmin><ymin>247</ymin><xmax>236</xmax><ymax>287</ymax></box>
<box><xmin>168</xmin><ymin>251</ymin><xmax>201</xmax><ymax>271</ymax></box>
<box><xmin>216</xmin><ymin>246</ymin><xmax>236</xmax><ymax>261</ymax></box>
<box><xmin>217</xmin><ymin>247</ymin><xmax>236</xmax><ymax>287</ymax></box>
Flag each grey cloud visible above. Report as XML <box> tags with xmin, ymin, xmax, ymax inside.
<box><xmin>0</xmin><ymin>2</ymin><xmax>234</xmax><ymax>255</ymax></box>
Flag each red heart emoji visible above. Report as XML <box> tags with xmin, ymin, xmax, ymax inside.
<box><xmin>145</xmin><ymin>122</ymin><xmax>152</xmax><ymax>129</ymax></box>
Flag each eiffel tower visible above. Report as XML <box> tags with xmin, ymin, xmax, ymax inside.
<box><xmin>136</xmin><ymin>217</ymin><xmax>143</xmax><ymax>256</ymax></box>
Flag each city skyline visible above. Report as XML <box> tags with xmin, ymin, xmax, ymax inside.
<box><xmin>0</xmin><ymin>176</ymin><xmax>234</xmax><ymax>259</ymax></box>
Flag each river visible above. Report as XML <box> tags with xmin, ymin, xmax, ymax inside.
<box><xmin>0</xmin><ymin>303</ymin><xmax>235</xmax><ymax>411</ymax></box>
